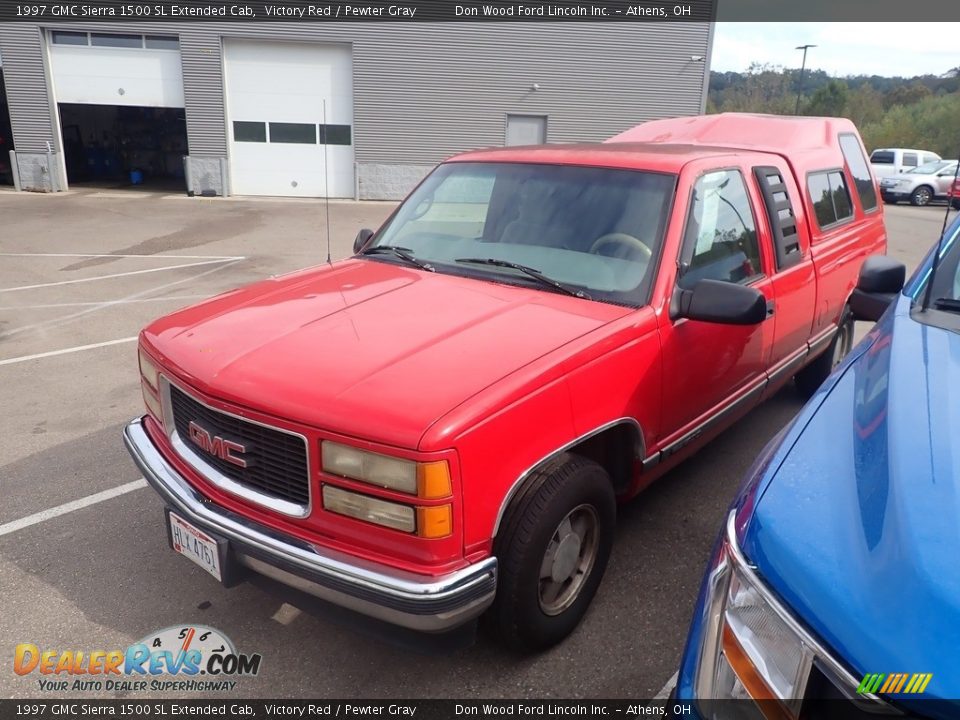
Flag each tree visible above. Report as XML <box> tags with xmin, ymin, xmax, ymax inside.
<box><xmin>882</xmin><ymin>83</ymin><xmax>932</xmax><ymax>110</ymax></box>
<box><xmin>805</xmin><ymin>80</ymin><xmax>849</xmax><ymax>117</ymax></box>
<box><xmin>844</xmin><ymin>85</ymin><xmax>885</xmax><ymax>128</ymax></box>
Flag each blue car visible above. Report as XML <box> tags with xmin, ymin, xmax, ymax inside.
<box><xmin>675</xmin><ymin>212</ymin><xmax>960</xmax><ymax>719</ymax></box>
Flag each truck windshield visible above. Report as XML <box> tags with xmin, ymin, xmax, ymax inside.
<box><xmin>368</xmin><ymin>162</ymin><xmax>676</xmax><ymax>305</ymax></box>
<box><xmin>908</xmin><ymin>160</ymin><xmax>952</xmax><ymax>175</ymax></box>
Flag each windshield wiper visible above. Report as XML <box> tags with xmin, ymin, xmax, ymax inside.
<box><xmin>455</xmin><ymin>258</ymin><xmax>591</xmax><ymax>299</ymax></box>
<box><xmin>359</xmin><ymin>245</ymin><xmax>434</xmax><ymax>272</ymax></box>
<box><xmin>933</xmin><ymin>297</ymin><xmax>960</xmax><ymax>313</ymax></box>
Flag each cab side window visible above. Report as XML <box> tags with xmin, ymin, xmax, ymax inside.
<box><xmin>679</xmin><ymin>170</ymin><xmax>762</xmax><ymax>290</ymax></box>
<box><xmin>808</xmin><ymin>170</ymin><xmax>853</xmax><ymax>229</ymax></box>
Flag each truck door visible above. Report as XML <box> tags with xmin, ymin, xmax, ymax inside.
<box><xmin>657</xmin><ymin>165</ymin><xmax>775</xmax><ymax>451</ymax></box>
<box><xmin>750</xmin><ymin>162</ymin><xmax>817</xmax><ymax>392</ymax></box>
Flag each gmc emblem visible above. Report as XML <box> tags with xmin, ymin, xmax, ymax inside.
<box><xmin>188</xmin><ymin>421</ymin><xmax>248</xmax><ymax>468</ymax></box>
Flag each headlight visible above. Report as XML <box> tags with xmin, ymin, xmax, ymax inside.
<box><xmin>139</xmin><ymin>348</ymin><xmax>160</xmax><ymax>392</ymax></box>
<box><xmin>139</xmin><ymin>348</ymin><xmax>162</xmax><ymax>424</ymax></box>
<box><xmin>322</xmin><ymin>485</ymin><xmax>416</xmax><ymax>533</ymax></box>
<box><xmin>693</xmin><ymin>512</ymin><xmax>813</xmax><ymax>719</ymax></box>
<box><xmin>321</xmin><ymin>441</ymin><xmax>451</xmax><ymax>498</ymax></box>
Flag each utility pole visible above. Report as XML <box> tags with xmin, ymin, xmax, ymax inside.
<box><xmin>795</xmin><ymin>44</ymin><xmax>817</xmax><ymax>115</ymax></box>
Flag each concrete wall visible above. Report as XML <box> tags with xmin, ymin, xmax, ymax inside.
<box><xmin>357</xmin><ymin>163</ymin><xmax>433</xmax><ymax>201</ymax></box>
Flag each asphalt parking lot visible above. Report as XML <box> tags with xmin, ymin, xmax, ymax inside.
<box><xmin>0</xmin><ymin>189</ymin><xmax>948</xmax><ymax>700</ymax></box>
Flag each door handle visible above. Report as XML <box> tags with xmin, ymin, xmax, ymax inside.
<box><xmin>766</xmin><ymin>299</ymin><xmax>776</xmax><ymax>317</ymax></box>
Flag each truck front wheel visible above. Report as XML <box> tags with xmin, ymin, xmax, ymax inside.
<box><xmin>491</xmin><ymin>453</ymin><xmax>616</xmax><ymax>652</ymax></box>
<box><xmin>795</xmin><ymin>306</ymin><xmax>854</xmax><ymax>397</ymax></box>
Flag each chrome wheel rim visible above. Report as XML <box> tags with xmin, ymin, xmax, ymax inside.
<box><xmin>915</xmin><ymin>188</ymin><xmax>932</xmax><ymax>205</ymax></box>
<box><xmin>538</xmin><ymin>504</ymin><xmax>600</xmax><ymax>616</ymax></box>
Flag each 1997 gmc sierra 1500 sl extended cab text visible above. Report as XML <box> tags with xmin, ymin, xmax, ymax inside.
<box><xmin>124</xmin><ymin>114</ymin><xmax>887</xmax><ymax>651</ymax></box>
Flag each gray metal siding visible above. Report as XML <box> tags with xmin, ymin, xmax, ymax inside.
<box><xmin>0</xmin><ymin>24</ymin><xmax>56</xmax><ymax>153</ymax></box>
<box><xmin>1</xmin><ymin>21</ymin><xmax>711</xmax><ymax>168</ymax></box>
<box><xmin>351</xmin><ymin>23</ymin><xmax>710</xmax><ymax>164</ymax></box>
<box><xmin>200</xmin><ymin>22</ymin><xmax>712</xmax><ymax>163</ymax></box>
<box><xmin>179</xmin><ymin>29</ymin><xmax>227</xmax><ymax>156</ymax></box>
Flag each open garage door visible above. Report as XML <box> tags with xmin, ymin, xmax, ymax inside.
<box><xmin>49</xmin><ymin>31</ymin><xmax>187</xmax><ymax>191</ymax></box>
<box><xmin>224</xmin><ymin>40</ymin><xmax>354</xmax><ymax>198</ymax></box>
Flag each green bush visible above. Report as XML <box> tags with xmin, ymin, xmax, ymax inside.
<box><xmin>860</xmin><ymin>93</ymin><xmax>960</xmax><ymax>158</ymax></box>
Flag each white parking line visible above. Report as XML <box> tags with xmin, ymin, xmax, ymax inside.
<box><xmin>0</xmin><ymin>479</ymin><xmax>148</xmax><ymax>538</ymax></box>
<box><xmin>0</xmin><ymin>258</ymin><xmax>235</xmax><ymax>293</ymax></box>
<box><xmin>653</xmin><ymin>672</ymin><xmax>678</xmax><ymax>700</ymax></box>
<box><xmin>0</xmin><ymin>295</ymin><xmax>209</xmax><ymax>310</ymax></box>
<box><xmin>1</xmin><ymin>257</ymin><xmax>244</xmax><ymax>339</ymax></box>
<box><xmin>0</xmin><ymin>253</ymin><xmax>244</xmax><ymax>260</ymax></box>
<box><xmin>271</xmin><ymin>603</ymin><xmax>302</xmax><ymax>625</ymax></box>
<box><xmin>0</xmin><ymin>336</ymin><xmax>138</xmax><ymax>366</ymax></box>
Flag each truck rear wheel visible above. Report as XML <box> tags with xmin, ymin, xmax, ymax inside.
<box><xmin>491</xmin><ymin>453</ymin><xmax>615</xmax><ymax>652</ymax></box>
<box><xmin>795</xmin><ymin>306</ymin><xmax>854</xmax><ymax>398</ymax></box>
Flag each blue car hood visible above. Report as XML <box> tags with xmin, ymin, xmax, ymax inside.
<box><xmin>742</xmin><ymin>296</ymin><xmax>960</xmax><ymax>700</ymax></box>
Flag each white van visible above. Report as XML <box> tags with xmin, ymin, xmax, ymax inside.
<box><xmin>870</xmin><ymin>148</ymin><xmax>942</xmax><ymax>178</ymax></box>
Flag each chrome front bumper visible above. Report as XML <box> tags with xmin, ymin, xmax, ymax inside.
<box><xmin>123</xmin><ymin>416</ymin><xmax>497</xmax><ymax>633</ymax></box>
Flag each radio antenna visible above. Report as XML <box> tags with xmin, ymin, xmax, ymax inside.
<box><xmin>921</xmin><ymin>151</ymin><xmax>960</xmax><ymax>311</ymax></box>
<box><xmin>323</xmin><ymin>99</ymin><xmax>332</xmax><ymax>265</ymax></box>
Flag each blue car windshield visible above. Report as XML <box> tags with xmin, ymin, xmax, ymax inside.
<box><xmin>917</xmin><ymin>215</ymin><xmax>960</xmax><ymax>316</ymax></box>
<box><xmin>367</xmin><ymin>162</ymin><xmax>676</xmax><ymax>306</ymax></box>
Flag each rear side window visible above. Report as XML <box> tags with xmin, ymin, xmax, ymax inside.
<box><xmin>808</xmin><ymin>171</ymin><xmax>854</xmax><ymax>229</ymax></box>
<box><xmin>679</xmin><ymin>170</ymin><xmax>762</xmax><ymax>289</ymax></box>
<box><xmin>839</xmin><ymin>134</ymin><xmax>878</xmax><ymax>211</ymax></box>
<box><xmin>923</xmin><ymin>153</ymin><xmax>940</xmax><ymax>164</ymax></box>
<box><xmin>871</xmin><ymin>151</ymin><xmax>894</xmax><ymax>164</ymax></box>
<box><xmin>902</xmin><ymin>152</ymin><xmax>918</xmax><ymax>168</ymax></box>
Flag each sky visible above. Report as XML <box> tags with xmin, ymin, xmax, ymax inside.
<box><xmin>712</xmin><ymin>23</ymin><xmax>960</xmax><ymax>78</ymax></box>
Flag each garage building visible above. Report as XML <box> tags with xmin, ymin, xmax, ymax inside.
<box><xmin>0</xmin><ymin>23</ymin><xmax>713</xmax><ymax>200</ymax></box>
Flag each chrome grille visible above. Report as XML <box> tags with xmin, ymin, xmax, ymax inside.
<box><xmin>169</xmin><ymin>385</ymin><xmax>310</xmax><ymax>507</ymax></box>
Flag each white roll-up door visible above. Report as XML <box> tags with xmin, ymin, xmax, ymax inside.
<box><xmin>224</xmin><ymin>40</ymin><xmax>354</xmax><ymax>198</ymax></box>
<box><xmin>49</xmin><ymin>32</ymin><xmax>184</xmax><ymax>107</ymax></box>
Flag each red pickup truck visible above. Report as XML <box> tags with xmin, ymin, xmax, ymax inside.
<box><xmin>125</xmin><ymin>114</ymin><xmax>886</xmax><ymax>651</ymax></box>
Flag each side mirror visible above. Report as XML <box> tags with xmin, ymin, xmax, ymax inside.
<box><xmin>674</xmin><ymin>279</ymin><xmax>768</xmax><ymax>325</ymax></box>
<box><xmin>353</xmin><ymin>228</ymin><xmax>375</xmax><ymax>254</ymax></box>
<box><xmin>849</xmin><ymin>255</ymin><xmax>906</xmax><ymax>322</ymax></box>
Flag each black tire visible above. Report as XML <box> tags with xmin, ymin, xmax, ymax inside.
<box><xmin>952</xmin><ymin>198</ymin><xmax>960</xmax><ymax>211</ymax></box>
<box><xmin>910</xmin><ymin>185</ymin><xmax>934</xmax><ymax>207</ymax></box>
<box><xmin>795</xmin><ymin>305</ymin><xmax>854</xmax><ymax>398</ymax></box>
<box><xmin>491</xmin><ymin>453</ymin><xmax>616</xmax><ymax>652</ymax></box>
<box><xmin>883</xmin><ymin>197</ymin><xmax>898</xmax><ymax>205</ymax></box>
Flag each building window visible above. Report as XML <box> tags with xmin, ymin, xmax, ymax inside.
<box><xmin>269</xmin><ymin>123</ymin><xmax>317</xmax><ymax>144</ymax></box>
<box><xmin>145</xmin><ymin>35</ymin><xmax>180</xmax><ymax>50</ymax></box>
<box><xmin>51</xmin><ymin>31</ymin><xmax>89</xmax><ymax>46</ymax></box>
<box><xmin>319</xmin><ymin>125</ymin><xmax>352</xmax><ymax>146</ymax></box>
<box><xmin>91</xmin><ymin>33</ymin><xmax>144</xmax><ymax>49</ymax></box>
<box><xmin>808</xmin><ymin>170</ymin><xmax>854</xmax><ymax>229</ymax></box>
<box><xmin>53</xmin><ymin>32</ymin><xmax>179</xmax><ymax>50</ymax></box>
<box><xmin>234</xmin><ymin>122</ymin><xmax>267</xmax><ymax>143</ymax></box>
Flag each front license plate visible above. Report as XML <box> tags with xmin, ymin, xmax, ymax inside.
<box><xmin>168</xmin><ymin>511</ymin><xmax>223</xmax><ymax>582</ymax></box>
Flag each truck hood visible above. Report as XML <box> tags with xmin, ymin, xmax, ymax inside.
<box><xmin>143</xmin><ymin>259</ymin><xmax>629</xmax><ymax>449</ymax></box>
<box><xmin>741</xmin><ymin>298</ymin><xmax>960</xmax><ymax>702</ymax></box>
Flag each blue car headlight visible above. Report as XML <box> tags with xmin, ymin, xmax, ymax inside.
<box><xmin>693</xmin><ymin>512</ymin><xmax>814</xmax><ymax>719</ymax></box>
